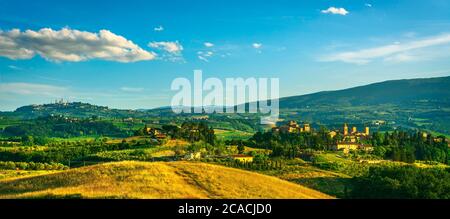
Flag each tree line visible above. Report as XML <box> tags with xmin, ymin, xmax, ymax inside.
<box><xmin>1</xmin><ymin>116</ymin><xmax>126</xmax><ymax>138</ymax></box>
<box><xmin>351</xmin><ymin>165</ymin><xmax>450</xmax><ymax>199</ymax></box>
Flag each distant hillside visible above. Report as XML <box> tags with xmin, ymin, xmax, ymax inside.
<box><xmin>2</xmin><ymin>76</ymin><xmax>449</xmax><ymax>135</ymax></box>
<box><xmin>279</xmin><ymin>76</ymin><xmax>450</xmax><ymax>108</ymax></box>
<box><xmin>0</xmin><ymin>161</ymin><xmax>332</xmax><ymax>199</ymax></box>
<box><xmin>10</xmin><ymin>102</ymin><xmax>141</xmax><ymax>119</ymax></box>
<box><xmin>2</xmin><ymin>115</ymin><xmax>126</xmax><ymax>138</ymax></box>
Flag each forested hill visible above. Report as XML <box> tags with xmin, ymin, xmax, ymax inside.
<box><xmin>279</xmin><ymin>76</ymin><xmax>450</xmax><ymax>108</ymax></box>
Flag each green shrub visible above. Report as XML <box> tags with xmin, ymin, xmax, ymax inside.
<box><xmin>351</xmin><ymin>165</ymin><xmax>450</xmax><ymax>199</ymax></box>
<box><xmin>0</xmin><ymin>161</ymin><xmax>67</xmax><ymax>170</ymax></box>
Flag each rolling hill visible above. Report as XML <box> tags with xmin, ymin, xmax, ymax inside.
<box><xmin>0</xmin><ymin>161</ymin><xmax>332</xmax><ymax>199</ymax></box>
<box><xmin>274</xmin><ymin>76</ymin><xmax>450</xmax><ymax>134</ymax></box>
<box><xmin>231</xmin><ymin>76</ymin><xmax>450</xmax><ymax>134</ymax></box>
<box><xmin>278</xmin><ymin>76</ymin><xmax>450</xmax><ymax>108</ymax></box>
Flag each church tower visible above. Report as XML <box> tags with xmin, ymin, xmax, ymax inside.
<box><xmin>303</xmin><ymin>123</ymin><xmax>311</xmax><ymax>132</ymax></box>
<box><xmin>343</xmin><ymin>123</ymin><xmax>348</xmax><ymax>136</ymax></box>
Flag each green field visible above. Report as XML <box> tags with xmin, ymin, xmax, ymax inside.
<box><xmin>214</xmin><ymin>129</ymin><xmax>253</xmax><ymax>140</ymax></box>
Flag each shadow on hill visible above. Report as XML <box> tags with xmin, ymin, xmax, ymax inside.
<box><xmin>0</xmin><ymin>168</ymin><xmax>98</xmax><ymax>196</ymax></box>
<box><xmin>291</xmin><ymin>177</ymin><xmax>353</xmax><ymax>198</ymax></box>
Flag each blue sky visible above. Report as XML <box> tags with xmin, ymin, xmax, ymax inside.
<box><xmin>1</xmin><ymin>0</ymin><xmax>450</xmax><ymax>110</ymax></box>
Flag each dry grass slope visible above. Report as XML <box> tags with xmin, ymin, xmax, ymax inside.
<box><xmin>0</xmin><ymin>161</ymin><xmax>333</xmax><ymax>199</ymax></box>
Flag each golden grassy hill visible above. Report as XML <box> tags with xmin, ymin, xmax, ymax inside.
<box><xmin>0</xmin><ymin>161</ymin><xmax>333</xmax><ymax>199</ymax></box>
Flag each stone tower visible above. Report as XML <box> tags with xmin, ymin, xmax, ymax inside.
<box><xmin>304</xmin><ymin>123</ymin><xmax>311</xmax><ymax>132</ymax></box>
<box><xmin>343</xmin><ymin>123</ymin><xmax>348</xmax><ymax>136</ymax></box>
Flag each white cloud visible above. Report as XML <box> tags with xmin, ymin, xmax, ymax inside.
<box><xmin>198</xmin><ymin>51</ymin><xmax>213</xmax><ymax>57</ymax></box>
<box><xmin>0</xmin><ymin>82</ymin><xmax>68</xmax><ymax>96</ymax></box>
<box><xmin>252</xmin><ymin>43</ymin><xmax>262</xmax><ymax>49</ymax></box>
<box><xmin>204</xmin><ymin>42</ymin><xmax>214</xmax><ymax>47</ymax></box>
<box><xmin>365</xmin><ymin>3</ymin><xmax>372</xmax><ymax>8</ymax></box>
<box><xmin>0</xmin><ymin>28</ymin><xmax>156</xmax><ymax>62</ymax></box>
<box><xmin>148</xmin><ymin>41</ymin><xmax>184</xmax><ymax>62</ymax></box>
<box><xmin>197</xmin><ymin>51</ymin><xmax>214</xmax><ymax>62</ymax></box>
<box><xmin>321</xmin><ymin>7</ymin><xmax>349</xmax><ymax>15</ymax></box>
<box><xmin>198</xmin><ymin>55</ymin><xmax>209</xmax><ymax>62</ymax></box>
<box><xmin>120</xmin><ymin>87</ymin><xmax>144</xmax><ymax>92</ymax></box>
<box><xmin>154</xmin><ymin>25</ymin><xmax>164</xmax><ymax>32</ymax></box>
<box><xmin>148</xmin><ymin>41</ymin><xmax>183</xmax><ymax>54</ymax></box>
<box><xmin>8</xmin><ymin>65</ymin><xmax>22</xmax><ymax>70</ymax></box>
<box><xmin>321</xmin><ymin>33</ymin><xmax>450</xmax><ymax>64</ymax></box>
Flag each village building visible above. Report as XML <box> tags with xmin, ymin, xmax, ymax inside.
<box><xmin>333</xmin><ymin>142</ymin><xmax>359</xmax><ymax>153</ymax></box>
<box><xmin>184</xmin><ymin>152</ymin><xmax>202</xmax><ymax>160</ymax></box>
<box><xmin>372</xmin><ymin>120</ymin><xmax>386</xmax><ymax>126</ymax></box>
<box><xmin>330</xmin><ymin>123</ymin><xmax>373</xmax><ymax>153</ymax></box>
<box><xmin>328</xmin><ymin>130</ymin><xmax>337</xmax><ymax>138</ymax></box>
<box><xmin>272</xmin><ymin>121</ymin><xmax>374</xmax><ymax>153</ymax></box>
<box><xmin>230</xmin><ymin>154</ymin><xmax>254</xmax><ymax>163</ymax></box>
<box><xmin>192</xmin><ymin>115</ymin><xmax>209</xmax><ymax>120</ymax></box>
<box><xmin>155</xmin><ymin>133</ymin><xmax>167</xmax><ymax>139</ymax></box>
<box><xmin>273</xmin><ymin>120</ymin><xmax>312</xmax><ymax>134</ymax></box>
<box><xmin>330</xmin><ymin>123</ymin><xmax>370</xmax><ymax>139</ymax></box>
<box><xmin>333</xmin><ymin>142</ymin><xmax>373</xmax><ymax>154</ymax></box>
<box><xmin>144</xmin><ymin>127</ymin><xmax>167</xmax><ymax>139</ymax></box>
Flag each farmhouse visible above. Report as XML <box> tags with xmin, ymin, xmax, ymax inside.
<box><xmin>333</xmin><ymin>142</ymin><xmax>373</xmax><ymax>153</ymax></box>
<box><xmin>184</xmin><ymin>152</ymin><xmax>202</xmax><ymax>160</ymax></box>
<box><xmin>192</xmin><ymin>115</ymin><xmax>209</xmax><ymax>120</ymax></box>
<box><xmin>231</xmin><ymin>154</ymin><xmax>254</xmax><ymax>163</ymax></box>
<box><xmin>143</xmin><ymin>127</ymin><xmax>167</xmax><ymax>140</ymax></box>
<box><xmin>333</xmin><ymin>142</ymin><xmax>359</xmax><ymax>153</ymax></box>
<box><xmin>155</xmin><ymin>133</ymin><xmax>167</xmax><ymax>139</ymax></box>
<box><xmin>145</xmin><ymin>127</ymin><xmax>161</xmax><ymax>135</ymax></box>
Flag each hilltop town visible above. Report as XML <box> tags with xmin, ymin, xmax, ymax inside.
<box><xmin>271</xmin><ymin>120</ymin><xmax>373</xmax><ymax>153</ymax></box>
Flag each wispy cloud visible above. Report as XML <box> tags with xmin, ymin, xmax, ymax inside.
<box><xmin>148</xmin><ymin>41</ymin><xmax>183</xmax><ymax>53</ymax></box>
<box><xmin>0</xmin><ymin>28</ymin><xmax>156</xmax><ymax>62</ymax></box>
<box><xmin>0</xmin><ymin>82</ymin><xmax>68</xmax><ymax>96</ymax></box>
<box><xmin>8</xmin><ymin>65</ymin><xmax>22</xmax><ymax>70</ymax></box>
<box><xmin>365</xmin><ymin>3</ymin><xmax>372</xmax><ymax>8</ymax></box>
<box><xmin>320</xmin><ymin>33</ymin><xmax>450</xmax><ymax>64</ymax></box>
<box><xmin>198</xmin><ymin>51</ymin><xmax>213</xmax><ymax>57</ymax></box>
<box><xmin>321</xmin><ymin>7</ymin><xmax>349</xmax><ymax>16</ymax></box>
<box><xmin>154</xmin><ymin>25</ymin><xmax>164</xmax><ymax>32</ymax></box>
<box><xmin>198</xmin><ymin>55</ymin><xmax>209</xmax><ymax>62</ymax></box>
<box><xmin>197</xmin><ymin>51</ymin><xmax>214</xmax><ymax>62</ymax></box>
<box><xmin>120</xmin><ymin>87</ymin><xmax>144</xmax><ymax>92</ymax></box>
<box><xmin>148</xmin><ymin>41</ymin><xmax>184</xmax><ymax>62</ymax></box>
